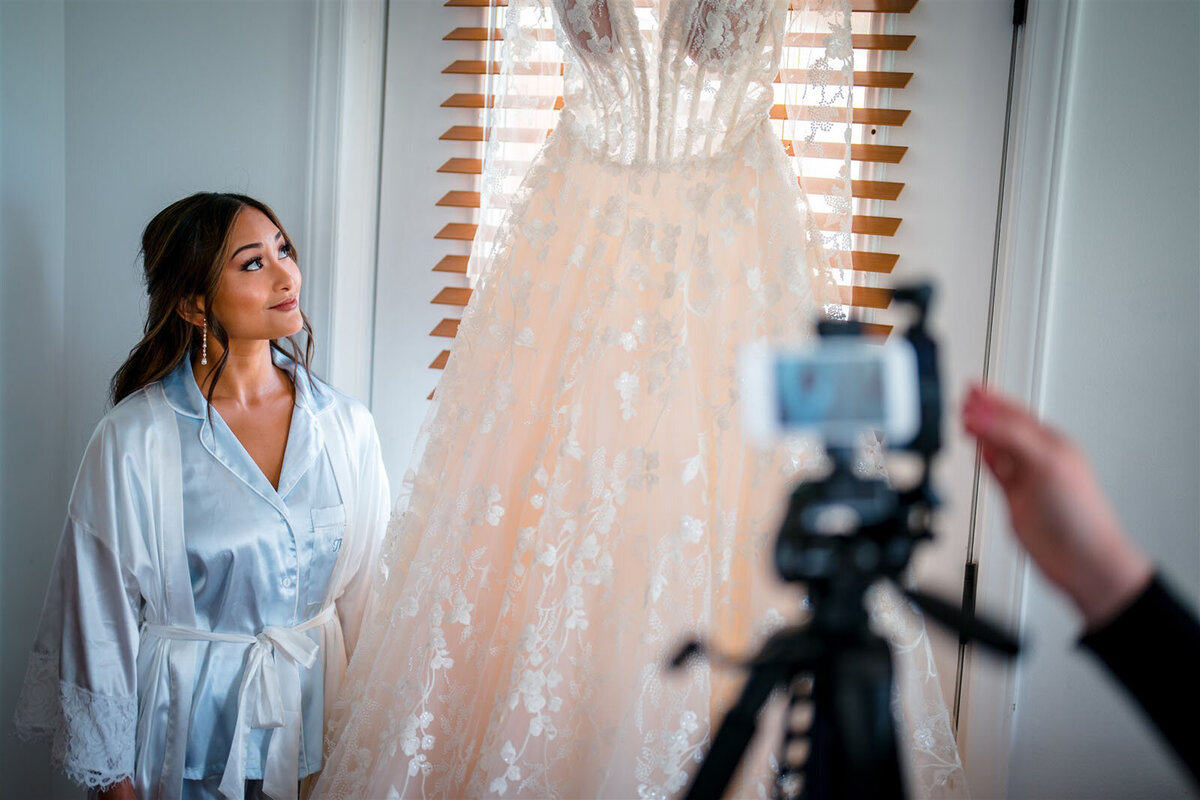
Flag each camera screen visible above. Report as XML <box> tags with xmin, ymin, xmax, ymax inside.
<box><xmin>775</xmin><ymin>356</ymin><xmax>886</xmax><ymax>428</ymax></box>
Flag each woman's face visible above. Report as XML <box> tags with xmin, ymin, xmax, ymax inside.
<box><xmin>211</xmin><ymin>207</ymin><xmax>303</xmax><ymax>343</ymax></box>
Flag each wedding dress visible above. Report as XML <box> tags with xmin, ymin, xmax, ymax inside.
<box><xmin>315</xmin><ymin>0</ymin><xmax>967</xmax><ymax>797</ymax></box>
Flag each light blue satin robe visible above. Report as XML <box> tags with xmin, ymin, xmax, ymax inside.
<box><xmin>14</xmin><ymin>352</ymin><xmax>391</xmax><ymax>799</ymax></box>
<box><xmin>166</xmin><ymin>357</ymin><xmax>342</xmax><ymax>786</ymax></box>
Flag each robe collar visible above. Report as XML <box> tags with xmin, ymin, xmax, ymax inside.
<box><xmin>161</xmin><ymin>348</ymin><xmax>331</xmax><ymax>506</ymax></box>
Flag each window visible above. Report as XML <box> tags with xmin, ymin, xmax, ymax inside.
<box><xmin>427</xmin><ymin>0</ymin><xmax>915</xmax><ymax>390</ymax></box>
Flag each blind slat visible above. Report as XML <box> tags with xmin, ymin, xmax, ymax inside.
<box><xmin>432</xmin><ymin>251</ymin><xmax>897</xmax><ymax>278</ymax></box>
<box><xmin>439</xmin><ymin>125</ymin><xmax>549</xmax><ymax>143</ymax></box>
<box><xmin>770</xmin><ymin>105</ymin><xmax>910</xmax><ymax>126</ymax></box>
<box><xmin>439</xmin><ymin>178</ymin><xmax>903</xmax><ymax>207</ymax></box>
<box><xmin>804</xmin><ymin>178</ymin><xmax>904</xmax><ymax>201</ymax></box>
<box><xmin>444</xmin><ymin>60</ymin><xmax>913</xmax><ymax>89</ymax></box>
<box><xmin>850</xmin><ymin>251</ymin><xmax>900</xmax><ymax>274</ymax></box>
<box><xmin>440</xmin><ymin>126</ymin><xmax>907</xmax><ymax>164</ymax></box>
<box><xmin>782</xmin><ymin>140</ymin><xmax>907</xmax><ymax>163</ymax></box>
<box><xmin>860</xmin><ymin>322</ymin><xmax>893</xmax><ymax>337</ymax></box>
<box><xmin>442</xmin><ymin>93</ymin><xmax>908</xmax><ymax>127</ymax></box>
<box><xmin>423</xmin><ymin>287</ymin><xmax>895</xmax><ymax>311</ymax></box>
<box><xmin>436</xmin><ymin>92</ymin><xmax>902</xmax><ymax>126</ymax></box>
<box><xmin>424</xmin><ymin>321</ymin><xmax>897</xmax><ymax>368</ymax></box>
<box><xmin>438</xmin><ymin>160</ymin><xmax>907</xmax><ymax>206</ymax></box>
<box><xmin>443</xmin><ymin>0</ymin><xmax>918</xmax><ymax>12</ymax></box>
<box><xmin>444</xmin><ymin>27</ymin><xmax>914</xmax><ymax>52</ymax></box>
<box><xmin>437</xmin><ymin>190</ymin><xmax>480</xmax><ymax>208</ymax></box>
<box><xmin>435</xmin><ymin>255</ymin><xmax>470</xmax><ymax>273</ymax></box>
<box><xmin>838</xmin><ymin>286</ymin><xmax>893</xmax><ymax>309</ymax></box>
<box><xmin>433</xmin><ymin>287</ymin><xmax>473</xmax><ymax>306</ymax></box>
<box><xmin>431</xmin><ymin>318</ymin><xmax>460</xmax><ymax>338</ymax></box>
<box><xmin>812</xmin><ymin>214</ymin><xmax>905</xmax><ymax>237</ymax></box>
<box><xmin>442</xmin><ymin>93</ymin><xmax>565</xmax><ymax>111</ymax></box>
<box><xmin>778</xmin><ymin>69</ymin><xmax>912</xmax><ymax>89</ymax></box>
<box><xmin>427</xmin><ymin>288</ymin><xmax>891</xmax><ymax>349</ymax></box>
<box><xmin>437</xmin><ymin>213</ymin><xmax>900</xmax><ymax>243</ymax></box>
<box><xmin>438</xmin><ymin>157</ymin><xmax>483</xmax><ymax>174</ymax></box>
<box><xmin>435</xmin><ymin>223</ymin><xmax>477</xmax><ymax>241</ymax></box>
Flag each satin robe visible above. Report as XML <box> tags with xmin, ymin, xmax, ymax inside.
<box><xmin>14</xmin><ymin>352</ymin><xmax>391</xmax><ymax>800</ymax></box>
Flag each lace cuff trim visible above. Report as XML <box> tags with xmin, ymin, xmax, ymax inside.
<box><xmin>13</xmin><ymin>651</ymin><xmax>137</xmax><ymax>790</ymax></box>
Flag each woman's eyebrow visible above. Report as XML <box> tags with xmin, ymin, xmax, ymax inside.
<box><xmin>229</xmin><ymin>232</ymin><xmax>283</xmax><ymax>260</ymax></box>
<box><xmin>230</xmin><ymin>241</ymin><xmax>261</xmax><ymax>259</ymax></box>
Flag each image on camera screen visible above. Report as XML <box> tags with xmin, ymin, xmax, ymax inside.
<box><xmin>775</xmin><ymin>357</ymin><xmax>885</xmax><ymax>428</ymax></box>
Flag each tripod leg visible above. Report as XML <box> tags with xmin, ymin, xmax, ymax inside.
<box><xmin>685</xmin><ymin>665</ymin><xmax>788</xmax><ymax>800</ymax></box>
<box><xmin>805</xmin><ymin>639</ymin><xmax>905</xmax><ymax>800</ymax></box>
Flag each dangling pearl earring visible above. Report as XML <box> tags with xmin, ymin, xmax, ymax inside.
<box><xmin>201</xmin><ymin>317</ymin><xmax>208</xmax><ymax>366</ymax></box>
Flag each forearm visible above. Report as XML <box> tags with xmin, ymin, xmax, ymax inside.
<box><xmin>1080</xmin><ymin>574</ymin><xmax>1200</xmax><ymax>785</ymax></box>
<box><xmin>1066</xmin><ymin>534</ymin><xmax>1153</xmax><ymax>629</ymax></box>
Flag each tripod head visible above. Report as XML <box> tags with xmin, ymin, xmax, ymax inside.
<box><xmin>670</xmin><ymin>284</ymin><xmax>1019</xmax><ymax>800</ymax></box>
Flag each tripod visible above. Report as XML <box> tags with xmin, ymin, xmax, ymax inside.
<box><xmin>671</xmin><ymin>286</ymin><xmax>1020</xmax><ymax>800</ymax></box>
<box><xmin>674</xmin><ymin>451</ymin><xmax>1018</xmax><ymax>800</ymax></box>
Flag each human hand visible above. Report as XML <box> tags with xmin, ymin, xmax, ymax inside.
<box><xmin>962</xmin><ymin>385</ymin><xmax>1152</xmax><ymax>629</ymax></box>
<box><xmin>98</xmin><ymin>779</ymin><xmax>138</xmax><ymax>800</ymax></box>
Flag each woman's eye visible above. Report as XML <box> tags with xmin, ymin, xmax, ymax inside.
<box><xmin>279</xmin><ymin>242</ymin><xmax>293</xmax><ymax>260</ymax></box>
<box><xmin>241</xmin><ymin>257</ymin><xmax>263</xmax><ymax>272</ymax></box>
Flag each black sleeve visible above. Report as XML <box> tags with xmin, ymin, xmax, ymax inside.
<box><xmin>1079</xmin><ymin>574</ymin><xmax>1200</xmax><ymax>786</ymax></box>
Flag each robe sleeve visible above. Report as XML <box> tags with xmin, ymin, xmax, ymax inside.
<box><xmin>13</xmin><ymin>415</ymin><xmax>146</xmax><ymax>791</ymax></box>
<box><xmin>334</xmin><ymin>407</ymin><xmax>391</xmax><ymax>658</ymax></box>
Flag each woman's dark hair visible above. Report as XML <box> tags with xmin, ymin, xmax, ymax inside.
<box><xmin>109</xmin><ymin>192</ymin><xmax>315</xmax><ymax>406</ymax></box>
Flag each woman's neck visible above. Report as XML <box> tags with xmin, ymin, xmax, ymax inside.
<box><xmin>193</xmin><ymin>340</ymin><xmax>292</xmax><ymax>406</ymax></box>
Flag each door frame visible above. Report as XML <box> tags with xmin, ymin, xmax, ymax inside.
<box><xmin>305</xmin><ymin>0</ymin><xmax>387</xmax><ymax>403</ymax></box>
<box><xmin>956</xmin><ymin>0</ymin><xmax>1078</xmax><ymax>795</ymax></box>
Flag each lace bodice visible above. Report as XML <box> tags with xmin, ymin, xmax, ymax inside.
<box><xmin>477</xmin><ymin>0</ymin><xmax>853</xmax><ymax>282</ymax></box>
<box><xmin>551</xmin><ymin>0</ymin><xmax>785</xmax><ymax>163</ymax></box>
<box><xmin>549</xmin><ymin>0</ymin><xmax>787</xmax><ymax>164</ymax></box>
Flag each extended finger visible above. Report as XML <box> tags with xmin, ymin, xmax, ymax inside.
<box><xmin>964</xmin><ymin>385</ymin><xmax>1053</xmax><ymax>469</ymax></box>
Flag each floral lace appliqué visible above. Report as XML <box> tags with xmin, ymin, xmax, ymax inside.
<box><xmin>13</xmin><ymin>652</ymin><xmax>137</xmax><ymax>791</ymax></box>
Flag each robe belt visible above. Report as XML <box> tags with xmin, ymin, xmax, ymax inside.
<box><xmin>143</xmin><ymin>604</ymin><xmax>336</xmax><ymax>800</ymax></box>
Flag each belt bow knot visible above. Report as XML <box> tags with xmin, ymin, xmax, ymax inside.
<box><xmin>144</xmin><ymin>604</ymin><xmax>336</xmax><ymax>800</ymax></box>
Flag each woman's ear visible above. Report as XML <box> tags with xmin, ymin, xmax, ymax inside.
<box><xmin>177</xmin><ymin>295</ymin><xmax>206</xmax><ymax>327</ymax></box>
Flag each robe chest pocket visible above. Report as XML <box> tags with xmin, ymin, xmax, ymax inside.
<box><xmin>308</xmin><ymin>504</ymin><xmax>346</xmax><ymax>604</ymax></box>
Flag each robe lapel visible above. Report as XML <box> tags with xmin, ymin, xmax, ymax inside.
<box><xmin>163</xmin><ymin>353</ymin><xmax>323</xmax><ymax>521</ymax></box>
<box><xmin>147</xmin><ymin>382</ymin><xmax>197</xmax><ymax>800</ymax></box>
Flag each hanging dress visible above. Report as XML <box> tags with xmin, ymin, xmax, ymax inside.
<box><xmin>316</xmin><ymin>1</ymin><xmax>967</xmax><ymax>797</ymax></box>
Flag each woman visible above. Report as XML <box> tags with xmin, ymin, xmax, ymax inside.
<box><xmin>13</xmin><ymin>193</ymin><xmax>390</xmax><ymax>800</ymax></box>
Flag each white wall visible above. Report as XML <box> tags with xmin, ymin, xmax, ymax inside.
<box><xmin>0</xmin><ymin>2</ymin><xmax>325</xmax><ymax>795</ymax></box>
<box><xmin>0</xmin><ymin>4</ymin><xmax>73</xmax><ymax>796</ymax></box>
<box><xmin>1001</xmin><ymin>0</ymin><xmax>1199</xmax><ymax>796</ymax></box>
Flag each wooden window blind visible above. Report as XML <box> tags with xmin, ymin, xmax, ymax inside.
<box><xmin>429</xmin><ymin>0</ymin><xmax>915</xmax><ymax>387</ymax></box>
